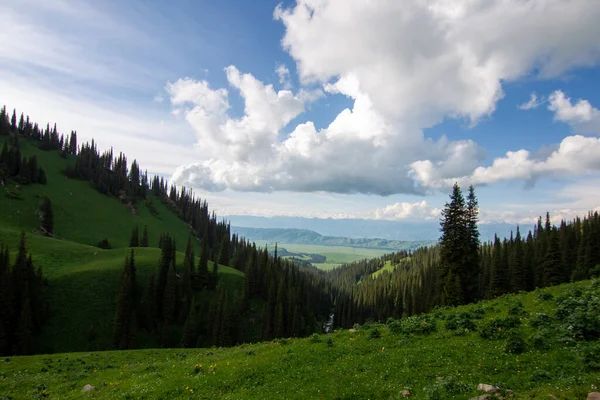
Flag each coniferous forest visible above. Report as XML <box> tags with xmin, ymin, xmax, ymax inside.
<box><xmin>1</xmin><ymin>104</ymin><xmax>599</xmax><ymax>357</ymax></box>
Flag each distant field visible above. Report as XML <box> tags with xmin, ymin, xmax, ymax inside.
<box><xmin>253</xmin><ymin>241</ymin><xmax>390</xmax><ymax>270</ymax></box>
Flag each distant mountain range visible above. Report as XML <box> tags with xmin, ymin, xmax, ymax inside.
<box><xmin>231</xmin><ymin>226</ymin><xmax>435</xmax><ymax>251</ymax></box>
<box><xmin>226</xmin><ymin>215</ymin><xmax>524</xmax><ymax>243</ymax></box>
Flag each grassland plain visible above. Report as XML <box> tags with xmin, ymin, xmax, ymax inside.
<box><xmin>2</xmin><ymin>280</ymin><xmax>600</xmax><ymax>399</ymax></box>
<box><xmin>0</xmin><ymin>228</ymin><xmax>243</xmax><ymax>354</ymax></box>
<box><xmin>0</xmin><ymin>138</ymin><xmax>201</xmax><ymax>254</ymax></box>
<box><xmin>252</xmin><ymin>241</ymin><xmax>390</xmax><ymax>270</ymax></box>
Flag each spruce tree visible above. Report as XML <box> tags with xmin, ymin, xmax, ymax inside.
<box><xmin>40</xmin><ymin>197</ymin><xmax>53</xmax><ymax>236</ymax></box>
<box><xmin>181</xmin><ymin>298</ymin><xmax>199</xmax><ymax>348</ymax></box>
<box><xmin>129</xmin><ymin>225</ymin><xmax>139</xmax><ymax>247</ymax></box>
<box><xmin>141</xmin><ymin>225</ymin><xmax>149</xmax><ymax>247</ymax></box>
<box><xmin>162</xmin><ymin>261</ymin><xmax>177</xmax><ymax>323</ymax></box>
<box><xmin>14</xmin><ymin>294</ymin><xmax>33</xmax><ymax>355</ymax></box>
<box><xmin>543</xmin><ymin>227</ymin><xmax>562</xmax><ymax>286</ymax></box>
<box><xmin>198</xmin><ymin>240</ymin><xmax>209</xmax><ymax>288</ymax></box>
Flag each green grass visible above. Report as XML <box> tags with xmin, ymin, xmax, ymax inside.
<box><xmin>0</xmin><ymin>139</ymin><xmax>200</xmax><ymax>254</ymax></box>
<box><xmin>371</xmin><ymin>257</ymin><xmax>412</xmax><ymax>278</ymax></box>
<box><xmin>254</xmin><ymin>241</ymin><xmax>390</xmax><ymax>270</ymax></box>
<box><xmin>0</xmin><ymin>228</ymin><xmax>243</xmax><ymax>354</ymax></box>
<box><xmin>2</xmin><ymin>280</ymin><xmax>600</xmax><ymax>399</ymax></box>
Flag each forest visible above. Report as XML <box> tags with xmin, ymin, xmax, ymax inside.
<box><xmin>1</xmin><ymin>104</ymin><xmax>599</xmax><ymax>356</ymax></box>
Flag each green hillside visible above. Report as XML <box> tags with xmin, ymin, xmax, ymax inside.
<box><xmin>3</xmin><ymin>279</ymin><xmax>600</xmax><ymax>399</ymax></box>
<box><xmin>0</xmin><ymin>228</ymin><xmax>242</xmax><ymax>354</ymax></box>
<box><xmin>0</xmin><ymin>138</ymin><xmax>200</xmax><ymax>254</ymax></box>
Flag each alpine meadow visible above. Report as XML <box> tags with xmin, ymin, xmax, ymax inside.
<box><xmin>2</xmin><ymin>1</ymin><xmax>600</xmax><ymax>399</ymax></box>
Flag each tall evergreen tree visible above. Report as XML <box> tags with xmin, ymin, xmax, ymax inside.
<box><xmin>129</xmin><ymin>225</ymin><xmax>139</xmax><ymax>248</ymax></box>
<box><xmin>140</xmin><ymin>225</ymin><xmax>149</xmax><ymax>247</ymax></box>
<box><xmin>40</xmin><ymin>197</ymin><xmax>53</xmax><ymax>236</ymax></box>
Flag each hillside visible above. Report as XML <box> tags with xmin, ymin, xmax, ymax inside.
<box><xmin>231</xmin><ymin>226</ymin><xmax>434</xmax><ymax>251</ymax></box>
<box><xmin>0</xmin><ymin>228</ymin><xmax>243</xmax><ymax>354</ymax></box>
<box><xmin>2</xmin><ymin>279</ymin><xmax>600</xmax><ymax>399</ymax></box>
<box><xmin>0</xmin><ymin>138</ymin><xmax>201</xmax><ymax>254</ymax></box>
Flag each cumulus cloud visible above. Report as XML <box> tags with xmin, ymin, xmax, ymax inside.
<box><xmin>518</xmin><ymin>93</ymin><xmax>544</xmax><ymax>110</ymax></box>
<box><xmin>276</xmin><ymin>64</ymin><xmax>292</xmax><ymax>89</ymax></box>
<box><xmin>548</xmin><ymin>90</ymin><xmax>600</xmax><ymax>134</ymax></box>
<box><xmin>170</xmin><ymin>0</ymin><xmax>600</xmax><ymax>195</ymax></box>
<box><xmin>373</xmin><ymin>201</ymin><xmax>441</xmax><ymax>221</ymax></box>
<box><xmin>410</xmin><ymin>135</ymin><xmax>600</xmax><ymax>188</ymax></box>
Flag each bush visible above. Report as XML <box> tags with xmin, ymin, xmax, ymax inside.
<box><xmin>444</xmin><ymin>312</ymin><xmax>477</xmax><ymax>333</ymax></box>
<box><xmin>309</xmin><ymin>333</ymin><xmax>321</xmax><ymax>343</ymax></box>
<box><xmin>581</xmin><ymin>342</ymin><xmax>600</xmax><ymax>372</ymax></box>
<box><xmin>532</xmin><ymin>329</ymin><xmax>552</xmax><ymax>351</ymax></box>
<box><xmin>537</xmin><ymin>292</ymin><xmax>554</xmax><ymax>301</ymax></box>
<box><xmin>326</xmin><ymin>337</ymin><xmax>334</xmax><ymax>347</ymax></box>
<box><xmin>368</xmin><ymin>327</ymin><xmax>381</xmax><ymax>339</ymax></box>
<box><xmin>506</xmin><ymin>299</ymin><xmax>526</xmax><ymax>316</ymax></box>
<box><xmin>505</xmin><ymin>331</ymin><xmax>527</xmax><ymax>354</ymax></box>
<box><xmin>96</xmin><ymin>238</ymin><xmax>111</xmax><ymax>249</ymax></box>
<box><xmin>529</xmin><ymin>313</ymin><xmax>554</xmax><ymax>329</ymax></box>
<box><xmin>556</xmin><ymin>288</ymin><xmax>600</xmax><ymax>341</ymax></box>
<box><xmin>389</xmin><ymin>315</ymin><xmax>437</xmax><ymax>336</ymax></box>
<box><xmin>479</xmin><ymin>316</ymin><xmax>521</xmax><ymax>340</ymax></box>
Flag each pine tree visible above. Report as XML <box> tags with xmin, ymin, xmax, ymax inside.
<box><xmin>129</xmin><ymin>225</ymin><xmax>139</xmax><ymax>247</ymax></box>
<box><xmin>198</xmin><ymin>240</ymin><xmax>209</xmax><ymax>289</ymax></box>
<box><xmin>218</xmin><ymin>236</ymin><xmax>230</xmax><ymax>266</ymax></box>
<box><xmin>113</xmin><ymin>251</ymin><xmax>136</xmax><ymax>349</ymax></box>
<box><xmin>490</xmin><ymin>235</ymin><xmax>508</xmax><ymax>297</ymax></box>
<box><xmin>14</xmin><ymin>294</ymin><xmax>33</xmax><ymax>355</ymax></box>
<box><xmin>40</xmin><ymin>197</ymin><xmax>53</xmax><ymax>236</ymax></box>
<box><xmin>162</xmin><ymin>261</ymin><xmax>177</xmax><ymax>323</ymax></box>
<box><xmin>464</xmin><ymin>185</ymin><xmax>481</xmax><ymax>303</ymax></box>
<box><xmin>181</xmin><ymin>298</ymin><xmax>199</xmax><ymax>348</ymax></box>
<box><xmin>543</xmin><ymin>227</ymin><xmax>562</xmax><ymax>286</ymax></box>
<box><xmin>511</xmin><ymin>227</ymin><xmax>525</xmax><ymax>292</ymax></box>
<box><xmin>438</xmin><ymin>183</ymin><xmax>469</xmax><ymax>305</ymax></box>
<box><xmin>140</xmin><ymin>225</ymin><xmax>149</xmax><ymax>247</ymax></box>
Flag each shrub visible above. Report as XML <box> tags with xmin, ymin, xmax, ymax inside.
<box><xmin>368</xmin><ymin>327</ymin><xmax>381</xmax><ymax>339</ymax></box>
<box><xmin>556</xmin><ymin>288</ymin><xmax>600</xmax><ymax>341</ymax></box>
<box><xmin>537</xmin><ymin>292</ymin><xmax>554</xmax><ymax>301</ymax></box>
<box><xmin>529</xmin><ymin>313</ymin><xmax>554</xmax><ymax>329</ymax></box>
<box><xmin>479</xmin><ymin>316</ymin><xmax>521</xmax><ymax>340</ymax></box>
<box><xmin>326</xmin><ymin>337</ymin><xmax>334</xmax><ymax>347</ymax></box>
<box><xmin>506</xmin><ymin>299</ymin><xmax>526</xmax><ymax>316</ymax></box>
<box><xmin>444</xmin><ymin>312</ymin><xmax>477</xmax><ymax>333</ymax></box>
<box><xmin>504</xmin><ymin>330</ymin><xmax>527</xmax><ymax>354</ymax></box>
<box><xmin>531</xmin><ymin>329</ymin><xmax>552</xmax><ymax>351</ymax></box>
<box><xmin>390</xmin><ymin>315</ymin><xmax>437</xmax><ymax>336</ymax></box>
<box><xmin>96</xmin><ymin>238</ymin><xmax>111</xmax><ymax>249</ymax></box>
<box><xmin>581</xmin><ymin>342</ymin><xmax>600</xmax><ymax>372</ymax></box>
<box><xmin>309</xmin><ymin>333</ymin><xmax>321</xmax><ymax>343</ymax></box>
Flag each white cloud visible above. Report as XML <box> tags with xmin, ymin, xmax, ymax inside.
<box><xmin>518</xmin><ymin>93</ymin><xmax>543</xmax><ymax>110</ymax></box>
<box><xmin>172</xmin><ymin>1</ymin><xmax>600</xmax><ymax>196</ymax></box>
<box><xmin>276</xmin><ymin>64</ymin><xmax>292</xmax><ymax>89</ymax></box>
<box><xmin>410</xmin><ymin>135</ymin><xmax>600</xmax><ymax>188</ymax></box>
<box><xmin>373</xmin><ymin>201</ymin><xmax>441</xmax><ymax>221</ymax></box>
<box><xmin>275</xmin><ymin>0</ymin><xmax>600</xmax><ymax>127</ymax></box>
<box><xmin>548</xmin><ymin>90</ymin><xmax>600</xmax><ymax>134</ymax></box>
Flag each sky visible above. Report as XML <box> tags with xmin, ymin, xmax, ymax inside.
<box><xmin>2</xmin><ymin>0</ymin><xmax>600</xmax><ymax>225</ymax></box>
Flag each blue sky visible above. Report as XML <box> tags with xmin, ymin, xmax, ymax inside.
<box><xmin>1</xmin><ymin>0</ymin><xmax>600</xmax><ymax>224</ymax></box>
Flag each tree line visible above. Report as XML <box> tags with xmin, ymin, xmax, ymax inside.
<box><xmin>329</xmin><ymin>184</ymin><xmax>600</xmax><ymax>328</ymax></box>
<box><xmin>0</xmin><ymin>234</ymin><xmax>49</xmax><ymax>355</ymax></box>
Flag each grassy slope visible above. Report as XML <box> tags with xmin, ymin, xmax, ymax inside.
<box><xmin>370</xmin><ymin>257</ymin><xmax>412</xmax><ymax>279</ymax></box>
<box><xmin>2</xmin><ymin>280</ymin><xmax>600</xmax><ymax>399</ymax></box>
<box><xmin>0</xmin><ymin>229</ymin><xmax>243</xmax><ymax>354</ymax></box>
<box><xmin>0</xmin><ymin>139</ymin><xmax>200</xmax><ymax>254</ymax></box>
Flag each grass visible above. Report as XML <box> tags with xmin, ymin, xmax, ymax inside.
<box><xmin>2</xmin><ymin>280</ymin><xmax>600</xmax><ymax>399</ymax></box>
<box><xmin>0</xmin><ymin>228</ymin><xmax>243</xmax><ymax>354</ymax></box>
<box><xmin>0</xmin><ymin>138</ymin><xmax>201</xmax><ymax>254</ymax></box>
<box><xmin>253</xmin><ymin>241</ymin><xmax>390</xmax><ymax>270</ymax></box>
<box><xmin>371</xmin><ymin>257</ymin><xmax>411</xmax><ymax>278</ymax></box>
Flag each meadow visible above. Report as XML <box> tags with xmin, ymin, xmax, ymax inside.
<box><xmin>2</xmin><ymin>279</ymin><xmax>599</xmax><ymax>399</ymax></box>
<box><xmin>252</xmin><ymin>240</ymin><xmax>390</xmax><ymax>270</ymax></box>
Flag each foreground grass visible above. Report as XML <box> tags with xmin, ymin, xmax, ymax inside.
<box><xmin>2</xmin><ymin>280</ymin><xmax>600</xmax><ymax>399</ymax></box>
<box><xmin>0</xmin><ymin>229</ymin><xmax>243</xmax><ymax>353</ymax></box>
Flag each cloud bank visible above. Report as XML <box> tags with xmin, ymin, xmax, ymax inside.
<box><xmin>170</xmin><ymin>0</ymin><xmax>600</xmax><ymax>195</ymax></box>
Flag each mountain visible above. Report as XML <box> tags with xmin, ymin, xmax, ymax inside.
<box><xmin>231</xmin><ymin>226</ymin><xmax>434</xmax><ymax>251</ymax></box>
<box><xmin>226</xmin><ymin>215</ymin><xmax>519</xmax><ymax>242</ymax></box>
